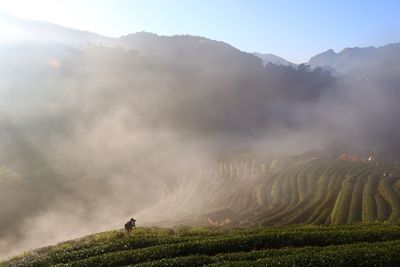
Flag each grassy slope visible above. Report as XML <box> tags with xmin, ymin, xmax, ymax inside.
<box><xmin>4</xmin><ymin>224</ymin><xmax>400</xmax><ymax>266</ymax></box>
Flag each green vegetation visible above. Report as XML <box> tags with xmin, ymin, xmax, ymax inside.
<box><xmin>3</xmin><ymin>158</ymin><xmax>400</xmax><ymax>265</ymax></box>
<box><xmin>226</xmin><ymin>159</ymin><xmax>400</xmax><ymax>226</ymax></box>
<box><xmin>4</xmin><ymin>224</ymin><xmax>400</xmax><ymax>266</ymax></box>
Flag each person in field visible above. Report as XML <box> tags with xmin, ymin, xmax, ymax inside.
<box><xmin>125</xmin><ymin>218</ymin><xmax>136</xmax><ymax>233</ymax></box>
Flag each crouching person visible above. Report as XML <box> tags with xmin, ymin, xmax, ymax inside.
<box><xmin>125</xmin><ymin>218</ymin><xmax>136</xmax><ymax>234</ymax></box>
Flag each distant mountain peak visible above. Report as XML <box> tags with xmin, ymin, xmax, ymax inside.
<box><xmin>253</xmin><ymin>52</ymin><xmax>295</xmax><ymax>67</ymax></box>
<box><xmin>120</xmin><ymin>31</ymin><xmax>159</xmax><ymax>39</ymax></box>
<box><xmin>309</xmin><ymin>43</ymin><xmax>400</xmax><ymax>73</ymax></box>
<box><xmin>325</xmin><ymin>49</ymin><xmax>337</xmax><ymax>55</ymax></box>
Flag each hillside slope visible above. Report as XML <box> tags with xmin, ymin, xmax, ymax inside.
<box><xmin>4</xmin><ymin>224</ymin><xmax>400</xmax><ymax>266</ymax></box>
<box><xmin>3</xmin><ymin>155</ymin><xmax>400</xmax><ymax>264</ymax></box>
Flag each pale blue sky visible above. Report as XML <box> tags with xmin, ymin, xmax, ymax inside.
<box><xmin>0</xmin><ymin>0</ymin><xmax>399</xmax><ymax>63</ymax></box>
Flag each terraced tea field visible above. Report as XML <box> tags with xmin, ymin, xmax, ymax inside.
<box><xmin>181</xmin><ymin>157</ymin><xmax>400</xmax><ymax>227</ymax></box>
<box><xmin>4</xmin><ymin>224</ymin><xmax>400</xmax><ymax>266</ymax></box>
<box><xmin>4</xmin><ymin>154</ymin><xmax>400</xmax><ymax>265</ymax></box>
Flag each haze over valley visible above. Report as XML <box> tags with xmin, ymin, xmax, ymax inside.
<box><xmin>1</xmin><ymin>6</ymin><xmax>400</xmax><ymax>262</ymax></box>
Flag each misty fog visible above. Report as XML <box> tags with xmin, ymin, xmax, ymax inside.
<box><xmin>1</xmin><ymin>18</ymin><xmax>400</xmax><ymax>259</ymax></box>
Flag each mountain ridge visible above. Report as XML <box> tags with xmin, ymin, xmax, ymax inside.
<box><xmin>2</xmin><ymin>13</ymin><xmax>400</xmax><ymax>72</ymax></box>
<box><xmin>309</xmin><ymin>43</ymin><xmax>400</xmax><ymax>73</ymax></box>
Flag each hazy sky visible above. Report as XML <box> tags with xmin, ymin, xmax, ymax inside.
<box><xmin>0</xmin><ymin>0</ymin><xmax>399</xmax><ymax>63</ymax></box>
